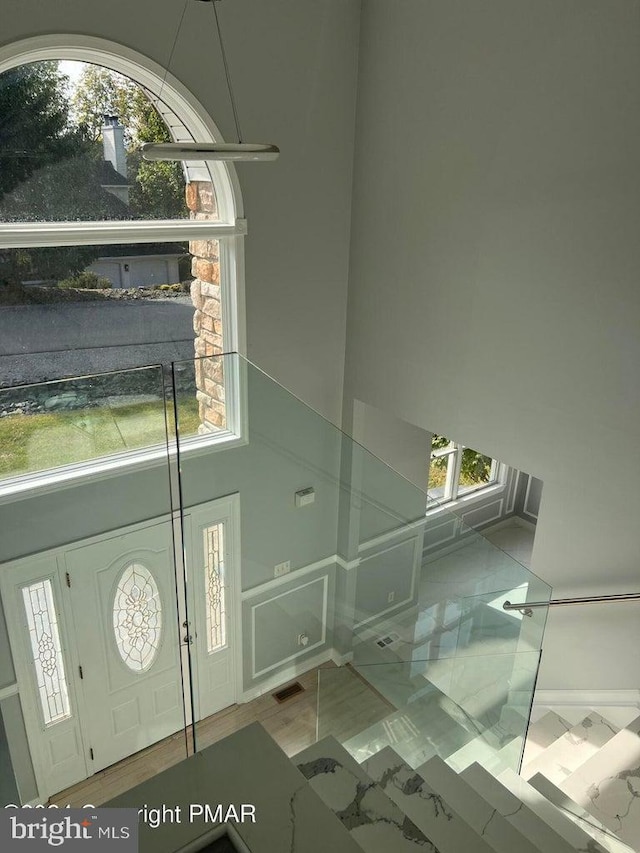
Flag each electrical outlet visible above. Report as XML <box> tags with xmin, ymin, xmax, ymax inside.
<box><xmin>274</xmin><ymin>560</ymin><xmax>291</xmax><ymax>578</ymax></box>
<box><xmin>387</xmin><ymin>591</ymin><xmax>395</xmax><ymax>603</ymax></box>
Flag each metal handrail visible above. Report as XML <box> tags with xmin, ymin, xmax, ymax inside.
<box><xmin>504</xmin><ymin>592</ymin><xmax>640</xmax><ymax>617</ymax></box>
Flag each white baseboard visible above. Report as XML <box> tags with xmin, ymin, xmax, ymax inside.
<box><xmin>330</xmin><ymin>649</ymin><xmax>353</xmax><ymax>667</ymax></box>
<box><xmin>534</xmin><ymin>688</ymin><xmax>640</xmax><ymax>709</ymax></box>
<box><xmin>239</xmin><ymin>648</ymin><xmax>335</xmax><ymax>704</ymax></box>
<box><xmin>484</xmin><ymin>516</ymin><xmax>536</xmax><ymax>533</ymax></box>
<box><xmin>511</xmin><ymin>516</ymin><xmax>537</xmax><ymax>532</ymax></box>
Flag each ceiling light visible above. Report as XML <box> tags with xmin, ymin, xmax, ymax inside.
<box><xmin>142</xmin><ymin>0</ymin><xmax>279</xmax><ymax>163</ymax></box>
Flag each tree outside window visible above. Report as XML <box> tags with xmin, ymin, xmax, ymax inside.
<box><xmin>427</xmin><ymin>434</ymin><xmax>499</xmax><ymax>508</ymax></box>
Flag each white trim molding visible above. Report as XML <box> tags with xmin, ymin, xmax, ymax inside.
<box><xmin>239</xmin><ymin>648</ymin><xmax>333</xmax><ymax>705</ymax></box>
<box><xmin>0</xmin><ymin>683</ymin><xmax>19</xmax><ymax>701</ymax></box>
<box><xmin>250</xmin><ymin>576</ymin><xmax>329</xmax><ymax>680</ymax></box>
<box><xmin>241</xmin><ymin>556</ymin><xmax>335</xmax><ymax>601</ymax></box>
<box><xmin>426</xmin><ymin>481</ymin><xmax>507</xmax><ymax>521</ymax></box>
<box><xmin>335</xmin><ymin>555</ymin><xmax>360</xmax><ymax>572</ymax></box>
<box><xmin>357</xmin><ymin>516</ymin><xmax>427</xmax><ymax>554</ymax></box>
<box><xmin>534</xmin><ymin>688</ymin><xmax>640</xmax><ymax>709</ymax></box>
<box><xmin>0</xmin><ymin>220</ymin><xmax>247</xmax><ymax>250</ymax></box>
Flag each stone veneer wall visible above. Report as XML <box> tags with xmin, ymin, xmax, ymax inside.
<box><xmin>187</xmin><ymin>181</ymin><xmax>226</xmax><ymax>432</ymax></box>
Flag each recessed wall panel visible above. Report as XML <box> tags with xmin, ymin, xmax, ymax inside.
<box><xmin>251</xmin><ymin>576</ymin><xmax>328</xmax><ymax>678</ymax></box>
<box><xmin>355</xmin><ymin>538</ymin><xmax>417</xmax><ymax>625</ymax></box>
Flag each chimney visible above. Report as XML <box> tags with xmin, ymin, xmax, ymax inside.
<box><xmin>102</xmin><ymin>115</ymin><xmax>127</xmax><ymax>178</ymax></box>
<box><xmin>101</xmin><ymin>115</ymin><xmax>130</xmax><ymax>205</ymax></box>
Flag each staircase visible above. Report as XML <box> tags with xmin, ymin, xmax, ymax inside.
<box><xmin>292</xmin><ymin>705</ymin><xmax>640</xmax><ymax>853</ymax></box>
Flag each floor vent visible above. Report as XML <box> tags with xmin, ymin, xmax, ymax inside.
<box><xmin>376</xmin><ymin>631</ymin><xmax>401</xmax><ymax>649</ymax></box>
<box><xmin>273</xmin><ymin>682</ymin><xmax>304</xmax><ymax>703</ymax></box>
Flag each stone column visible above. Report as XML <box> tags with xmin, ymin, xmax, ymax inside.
<box><xmin>187</xmin><ymin>181</ymin><xmax>226</xmax><ymax>432</ymax></box>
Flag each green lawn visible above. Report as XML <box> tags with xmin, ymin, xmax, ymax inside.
<box><xmin>0</xmin><ymin>396</ymin><xmax>202</xmax><ymax>478</ymax></box>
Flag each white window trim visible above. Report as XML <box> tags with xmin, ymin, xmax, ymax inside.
<box><xmin>427</xmin><ymin>445</ymin><xmax>508</xmax><ymax>516</ymax></box>
<box><xmin>0</xmin><ymin>37</ymin><xmax>249</xmax><ymax>501</ymax></box>
<box><xmin>426</xmin><ymin>476</ymin><xmax>508</xmax><ymax>519</ymax></box>
<box><xmin>0</xmin><ymin>35</ymin><xmax>244</xmax><ymax>223</ymax></box>
<box><xmin>0</xmin><ymin>220</ymin><xmax>246</xmax><ymax>250</ymax></box>
<box><xmin>0</xmin><ymin>430</ymin><xmax>249</xmax><ymax>508</ymax></box>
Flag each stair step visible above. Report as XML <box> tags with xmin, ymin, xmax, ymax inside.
<box><xmin>294</xmin><ymin>737</ymin><xmax>436</xmax><ymax>852</ymax></box>
<box><xmin>341</xmin><ymin>687</ymin><xmax>478</xmax><ymax>768</ymax></box>
<box><xmin>461</xmin><ymin>762</ymin><xmax>590</xmax><ymax>853</ymax></box>
<box><xmin>522</xmin><ymin>711</ymin><xmax>573</xmax><ymax>765</ymax></box>
<box><xmin>496</xmin><ymin>767</ymin><xmax>611</xmax><ymax>853</ymax></box>
<box><xmin>363</xmin><ymin>746</ymin><xmax>497</xmax><ymax>853</ymax></box>
<box><xmin>529</xmin><ymin>773</ymin><xmax>635</xmax><ymax>853</ymax></box>
<box><xmin>445</xmin><ymin>735</ymin><xmax>510</xmax><ymax>774</ymax></box>
<box><xmin>445</xmin><ymin>708</ymin><xmax>528</xmax><ymax>773</ymax></box>
<box><xmin>522</xmin><ymin>712</ymin><xmax>619</xmax><ymax>784</ymax></box>
<box><xmin>415</xmin><ymin>754</ymin><xmax>546</xmax><ymax>853</ymax></box>
<box><xmin>559</xmin><ymin>714</ymin><xmax>640</xmax><ymax>848</ymax></box>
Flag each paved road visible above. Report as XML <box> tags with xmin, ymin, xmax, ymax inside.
<box><xmin>0</xmin><ymin>299</ymin><xmax>196</xmax><ymax>386</ymax></box>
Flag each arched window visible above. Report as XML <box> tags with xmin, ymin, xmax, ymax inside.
<box><xmin>0</xmin><ymin>38</ymin><xmax>245</xmax><ymax>490</ymax></box>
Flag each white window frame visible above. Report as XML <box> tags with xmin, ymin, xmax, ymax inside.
<box><xmin>0</xmin><ymin>37</ymin><xmax>248</xmax><ymax>503</ymax></box>
<box><xmin>427</xmin><ymin>438</ymin><xmax>506</xmax><ymax>514</ymax></box>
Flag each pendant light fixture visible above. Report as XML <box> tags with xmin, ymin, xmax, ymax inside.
<box><xmin>142</xmin><ymin>0</ymin><xmax>279</xmax><ymax>163</ymax></box>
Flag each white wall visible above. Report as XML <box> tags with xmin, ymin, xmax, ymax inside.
<box><xmin>351</xmin><ymin>399</ymin><xmax>430</xmax><ymax>492</ymax></box>
<box><xmin>345</xmin><ymin>0</ymin><xmax>640</xmax><ymax>690</ymax></box>
<box><xmin>0</xmin><ymin>0</ymin><xmax>360</xmax><ymax>424</ymax></box>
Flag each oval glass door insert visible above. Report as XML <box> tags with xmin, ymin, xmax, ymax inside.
<box><xmin>113</xmin><ymin>563</ymin><xmax>162</xmax><ymax>672</ymax></box>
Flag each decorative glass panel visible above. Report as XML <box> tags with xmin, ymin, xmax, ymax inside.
<box><xmin>113</xmin><ymin>563</ymin><xmax>162</xmax><ymax>672</ymax></box>
<box><xmin>204</xmin><ymin>523</ymin><xmax>227</xmax><ymax>654</ymax></box>
<box><xmin>21</xmin><ymin>579</ymin><xmax>71</xmax><ymax>726</ymax></box>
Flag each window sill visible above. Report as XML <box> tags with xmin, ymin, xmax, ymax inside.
<box><xmin>426</xmin><ymin>481</ymin><xmax>506</xmax><ymax>519</ymax></box>
<box><xmin>0</xmin><ymin>430</ymin><xmax>246</xmax><ymax>506</ymax></box>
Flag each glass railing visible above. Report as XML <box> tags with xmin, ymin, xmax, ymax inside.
<box><xmin>317</xmin><ymin>650</ymin><xmax>541</xmax><ymax>774</ymax></box>
<box><xmin>0</xmin><ymin>364</ymin><xmax>192</xmax><ymax>807</ymax></box>
<box><xmin>317</xmin><ymin>582</ymin><xmax>545</xmax><ymax>774</ymax></box>
<box><xmin>0</xmin><ymin>352</ymin><xmax>550</xmax><ymax>808</ymax></box>
<box><xmin>0</xmin><ymin>365</ymin><xmax>170</xmax><ymax>483</ymax></box>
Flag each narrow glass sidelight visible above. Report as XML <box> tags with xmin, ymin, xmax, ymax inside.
<box><xmin>22</xmin><ymin>579</ymin><xmax>71</xmax><ymax>726</ymax></box>
<box><xmin>204</xmin><ymin>523</ymin><xmax>227</xmax><ymax>653</ymax></box>
<box><xmin>113</xmin><ymin>563</ymin><xmax>162</xmax><ymax>672</ymax></box>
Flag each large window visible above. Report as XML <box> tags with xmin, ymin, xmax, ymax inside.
<box><xmin>0</xmin><ymin>48</ymin><xmax>244</xmax><ymax>491</ymax></box>
<box><xmin>427</xmin><ymin>434</ymin><xmax>502</xmax><ymax>509</ymax></box>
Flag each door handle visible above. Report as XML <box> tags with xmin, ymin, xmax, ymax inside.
<box><xmin>182</xmin><ymin>621</ymin><xmax>193</xmax><ymax>644</ymax></box>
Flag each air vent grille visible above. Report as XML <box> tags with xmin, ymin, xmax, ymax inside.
<box><xmin>273</xmin><ymin>682</ymin><xmax>304</xmax><ymax>703</ymax></box>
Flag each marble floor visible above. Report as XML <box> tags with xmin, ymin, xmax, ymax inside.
<box><xmin>341</xmin><ymin>518</ymin><xmax>542</xmax><ymax>770</ymax></box>
<box><xmin>482</xmin><ymin>519</ymin><xmax>536</xmax><ymax>569</ymax></box>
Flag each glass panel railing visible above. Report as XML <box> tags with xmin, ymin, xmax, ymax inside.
<box><xmin>169</xmin><ymin>354</ymin><xmax>344</xmax><ymax>759</ymax></box>
<box><xmin>318</xmin><ymin>651</ymin><xmax>541</xmax><ymax>775</ymax></box>
<box><xmin>0</xmin><ymin>366</ymin><xmax>169</xmax><ymax>484</ymax></box>
<box><xmin>0</xmin><ymin>364</ymin><xmax>192</xmax><ymax>807</ymax></box>
<box><xmin>0</xmin><ymin>350</ymin><xmax>550</xmax><ymax>811</ymax></box>
<box><xmin>167</xmin><ymin>353</ymin><xmax>549</xmax><ymax>773</ymax></box>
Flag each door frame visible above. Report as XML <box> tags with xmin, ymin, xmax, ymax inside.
<box><xmin>182</xmin><ymin>494</ymin><xmax>242</xmax><ymax>723</ymax></box>
<box><xmin>0</xmin><ymin>495</ymin><xmax>242</xmax><ymax>802</ymax></box>
<box><xmin>0</xmin><ymin>551</ymin><xmax>89</xmax><ymax>801</ymax></box>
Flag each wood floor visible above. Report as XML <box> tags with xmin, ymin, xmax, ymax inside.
<box><xmin>49</xmin><ymin>661</ymin><xmax>393</xmax><ymax>807</ymax></box>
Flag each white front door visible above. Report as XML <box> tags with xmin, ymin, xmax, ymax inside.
<box><xmin>1</xmin><ymin>497</ymin><xmax>240</xmax><ymax>800</ymax></box>
<box><xmin>64</xmin><ymin>521</ymin><xmax>184</xmax><ymax>774</ymax></box>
